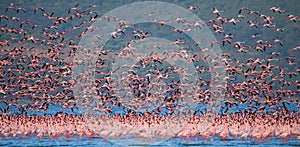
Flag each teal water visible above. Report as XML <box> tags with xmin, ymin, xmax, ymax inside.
<box><xmin>0</xmin><ymin>135</ymin><xmax>299</xmax><ymax>146</ymax></box>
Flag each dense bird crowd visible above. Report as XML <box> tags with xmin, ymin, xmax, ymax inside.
<box><xmin>0</xmin><ymin>2</ymin><xmax>299</xmax><ymax>141</ymax></box>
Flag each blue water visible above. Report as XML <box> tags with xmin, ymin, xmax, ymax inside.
<box><xmin>0</xmin><ymin>135</ymin><xmax>299</xmax><ymax>146</ymax></box>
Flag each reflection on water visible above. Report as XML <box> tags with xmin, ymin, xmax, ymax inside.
<box><xmin>0</xmin><ymin>135</ymin><xmax>299</xmax><ymax>146</ymax></box>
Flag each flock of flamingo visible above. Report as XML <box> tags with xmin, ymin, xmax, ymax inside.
<box><xmin>0</xmin><ymin>2</ymin><xmax>299</xmax><ymax>143</ymax></box>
